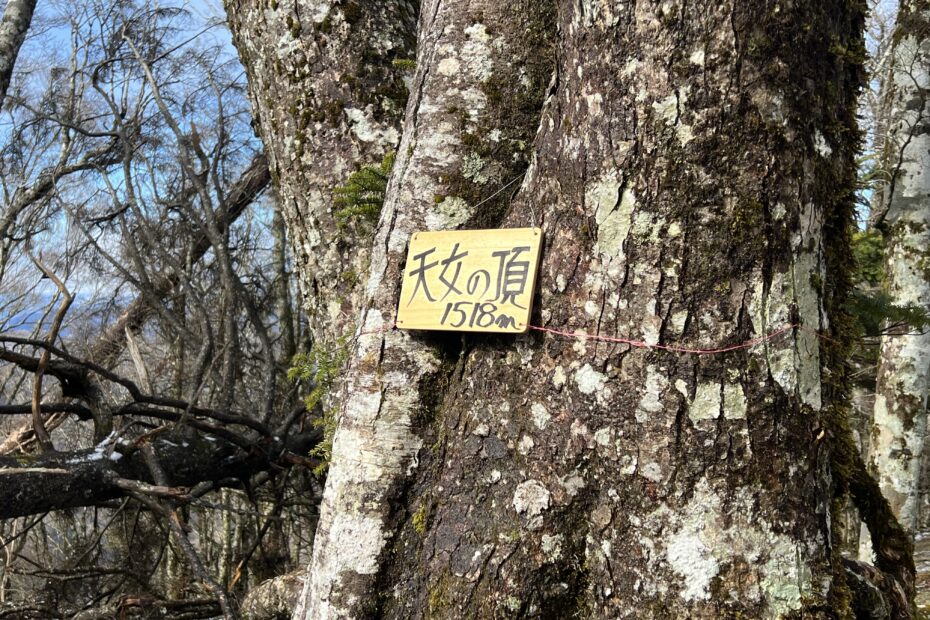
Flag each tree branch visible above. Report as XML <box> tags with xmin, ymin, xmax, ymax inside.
<box><xmin>27</xmin><ymin>253</ymin><xmax>75</xmax><ymax>449</ymax></box>
<box><xmin>0</xmin><ymin>430</ymin><xmax>320</xmax><ymax>519</ymax></box>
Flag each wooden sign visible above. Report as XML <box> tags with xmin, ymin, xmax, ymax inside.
<box><xmin>396</xmin><ymin>228</ymin><xmax>543</xmax><ymax>333</ymax></box>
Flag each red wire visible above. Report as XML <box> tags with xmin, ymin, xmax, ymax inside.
<box><xmin>360</xmin><ymin>321</ymin><xmax>801</xmax><ymax>356</ymax></box>
<box><xmin>527</xmin><ymin>323</ymin><xmax>798</xmax><ymax>355</ymax></box>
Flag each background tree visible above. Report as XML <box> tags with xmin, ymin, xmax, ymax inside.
<box><xmin>861</xmin><ymin>0</ymin><xmax>930</xmax><ymax>557</ymax></box>
<box><xmin>224</xmin><ymin>0</ymin><xmax>415</xmax><ymax>351</ymax></box>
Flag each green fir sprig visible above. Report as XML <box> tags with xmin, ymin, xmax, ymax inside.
<box><xmin>333</xmin><ymin>151</ymin><xmax>395</xmax><ymax>229</ymax></box>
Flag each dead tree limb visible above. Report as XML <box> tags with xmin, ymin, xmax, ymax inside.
<box><xmin>0</xmin><ymin>429</ymin><xmax>320</xmax><ymax>519</ymax></box>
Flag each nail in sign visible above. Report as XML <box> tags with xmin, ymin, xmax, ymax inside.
<box><xmin>396</xmin><ymin>228</ymin><xmax>543</xmax><ymax>333</ymax></box>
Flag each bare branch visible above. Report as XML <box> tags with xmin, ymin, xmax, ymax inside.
<box><xmin>27</xmin><ymin>253</ymin><xmax>75</xmax><ymax>449</ymax></box>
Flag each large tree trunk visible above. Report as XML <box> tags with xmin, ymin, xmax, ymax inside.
<box><xmin>864</xmin><ymin>0</ymin><xmax>930</xmax><ymax>540</ymax></box>
<box><xmin>304</xmin><ymin>0</ymin><xmax>872</xmax><ymax>616</ymax></box>
<box><xmin>227</xmin><ymin>0</ymin><xmax>917</xmax><ymax>618</ymax></box>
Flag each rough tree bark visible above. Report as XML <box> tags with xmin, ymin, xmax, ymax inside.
<box><xmin>401</xmin><ymin>0</ymin><xmax>857</xmax><ymax>615</ymax></box>
<box><xmin>224</xmin><ymin>0</ymin><xmax>417</xmax><ymax>349</ymax></box>
<box><xmin>864</xmin><ymin>0</ymin><xmax>930</xmax><ymax>541</ymax></box>
<box><xmin>272</xmin><ymin>203</ymin><xmax>298</xmax><ymax>366</ymax></box>
<box><xmin>228</xmin><ymin>0</ymin><xmax>915</xmax><ymax>618</ymax></box>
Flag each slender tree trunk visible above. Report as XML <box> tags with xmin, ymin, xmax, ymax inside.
<box><xmin>297</xmin><ymin>0</ymin><xmax>555</xmax><ymax>616</ymax></box>
<box><xmin>220</xmin><ymin>488</ymin><xmax>235</xmax><ymax>587</ymax></box>
<box><xmin>864</xmin><ymin>0</ymin><xmax>900</xmax><ymax>230</ymax></box>
<box><xmin>865</xmin><ymin>0</ymin><xmax>930</xmax><ymax>539</ymax></box>
<box><xmin>224</xmin><ymin>0</ymin><xmax>417</xmax><ymax>349</ymax></box>
<box><xmin>0</xmin><ymin>0</ymin><xmax>36</xmax><ymax>109</ymax></box>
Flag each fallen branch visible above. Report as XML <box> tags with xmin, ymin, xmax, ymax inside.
<box><xmin>0</xmin><ymin>429</ymin><xmax>320</xmax><ymax>519</ymax></box>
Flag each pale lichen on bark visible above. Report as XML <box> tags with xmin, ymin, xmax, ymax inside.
<box><xmin>226</xmin><ymin>0</ymin><xmax>904</xmax><ymax>616</ymax></box>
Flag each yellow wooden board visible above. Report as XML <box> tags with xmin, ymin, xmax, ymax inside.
<box><xmin>396</xmin><ymin>228</ymin><xmax>543</xmax><ymax>333</ymax></box>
